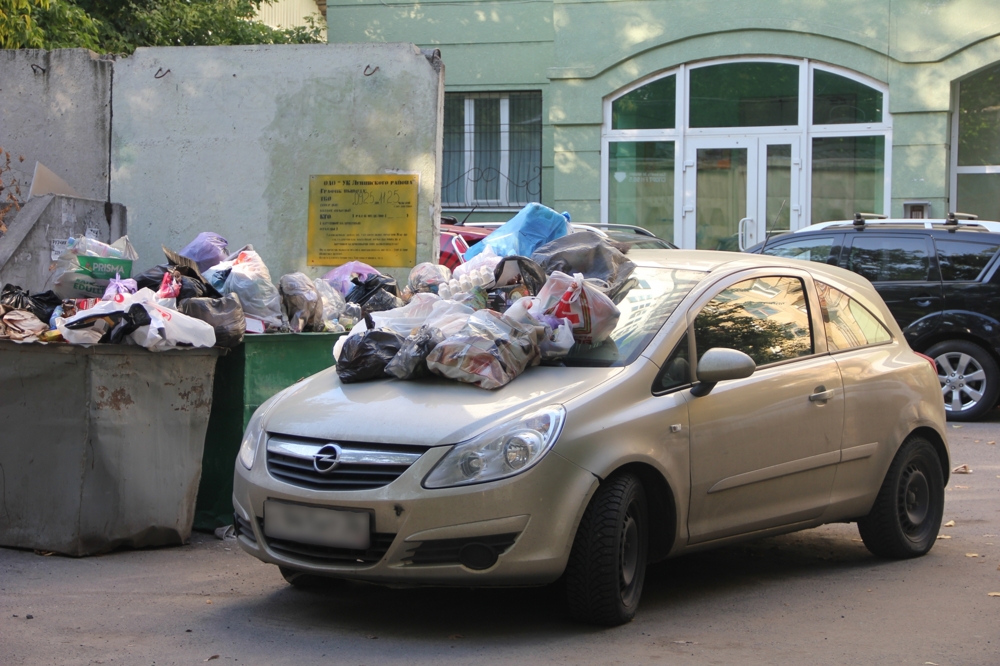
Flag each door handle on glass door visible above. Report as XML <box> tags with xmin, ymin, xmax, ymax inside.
<box><xmin>809</xmin><ymin>387</ymin><xmax>834</xmax><ymax>402</ymax></box>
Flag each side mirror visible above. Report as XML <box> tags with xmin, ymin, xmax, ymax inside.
<box><xmin>690</xmin><ymin>348</ymin><xmax>756</xmax><ymax>397</ymax></box>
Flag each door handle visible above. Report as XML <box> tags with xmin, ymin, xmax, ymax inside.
<box><xmin>909</xmin><ymin>295</ymin><xmax>941</xmax><ymax>303</ymax></box>
<box><xmin>809</xmin><ymin>388</ymin><xmax>835</xmax><ymax>402</ymax></box>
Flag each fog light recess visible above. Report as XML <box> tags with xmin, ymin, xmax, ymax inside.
<box><xmin>458</xmin><ymin>543</ymin><xmax>499</xmax><ymax>570</ymax></box>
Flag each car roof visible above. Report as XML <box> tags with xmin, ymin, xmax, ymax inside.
<box><xmin>797</xmin><ymin>219</ymin><xmax>1000</xmax><ymax>234</ymax></box>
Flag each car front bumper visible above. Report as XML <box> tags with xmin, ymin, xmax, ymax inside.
<box><xmin>232</xmin><ymin>444</ymin><xmax>598</xmax><ymax>586</ymax></box>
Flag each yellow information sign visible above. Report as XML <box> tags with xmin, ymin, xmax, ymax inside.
<box><xmin>307</xmin><ymin>174</ymin><xmax>418</xmax><ymax>267</ymax></box>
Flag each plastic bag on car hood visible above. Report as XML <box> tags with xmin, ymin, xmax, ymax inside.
<box><xmin>426</xmin><ymin>310</ymin><xmax>541</xmax><ymax>389</ymax></box>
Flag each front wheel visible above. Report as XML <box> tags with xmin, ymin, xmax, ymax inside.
<box><xmin>926</xmin><ymin>340</ymin><xmax>1000</xmax><ymax>421</ymax></box>
<box><xmin>565</xmin><ymin>472</ymin><xmax>649</xmax><ymax>626</ymax></box>
<box><xmin>857</xmin><ymin>436</ymin><xmax>944</xmax><ymax>559</ymax></box>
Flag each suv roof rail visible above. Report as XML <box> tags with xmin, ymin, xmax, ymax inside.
<box><xmin>946</xmin><ymin>211</ymin><xmax>979</xmax><ymax>225</ymax></box>
<box><xmin>853</xmin><ymin>212</ymin><xmax>889</xmax><ymax>227</ymax></box>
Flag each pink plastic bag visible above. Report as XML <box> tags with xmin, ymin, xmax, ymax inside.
<box><xmin>157</xmin><ymin>270</ymin><xmax>182</xmax><ymax>299</ymax></box>
<box><xmin>323</xmin><ymin>261</ymin><xmax>381</xmax><ymax>296</ymax></box>
<box><xmin>535</xmin><ymin>271</ymin><xmax>620</xmax><ymax>345</ymax></box>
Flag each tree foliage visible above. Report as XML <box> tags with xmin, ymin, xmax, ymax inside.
<box><xmin>0</xmin><ymin>0</ymin><xmax>324</xmax><ymax>54</ymax></box>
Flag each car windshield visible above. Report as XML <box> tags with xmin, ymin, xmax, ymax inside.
<box><xmin>561</xmin><ymin>264</ymin><xmax>706</xmax><ymax>367</ymax></box>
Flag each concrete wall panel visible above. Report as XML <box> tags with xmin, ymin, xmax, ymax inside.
<box><xmin>112</xmin><ymin>43</ymin><xmax>444</xmax><ymax>280</ymax></box>
<box><xmin>0</xmin><ymin>49</ymin><xmax>112</xmax><ymax>202</ymax></box>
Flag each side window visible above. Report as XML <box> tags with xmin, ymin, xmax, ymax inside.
<box><xmin>935</xmin><ymin>239</ymin><xmax>1000</xmax><ymax>282</ymax></box>
<box><xmin>815</xmin><ymin>281</ymin><xmax>892</xmax><ymax>350</ymax></box>
<box><xmin>655</xmin><ymin>334</ymin><xmax>691</xmax><ymax>393</ymax></box>
<box><xmin>693</xmin><ymin>276</ymin><xmax>813</xmax><ymax>366</ymax></box>
<box><xmin>845</xmin><ymin>236</ymin><xmax>932</xmax><ymax>282</ymax></box>
<box><xmin>761</xmin><ymin>236</ymin><xmax>835</xmax><ymax>264</ymax></box>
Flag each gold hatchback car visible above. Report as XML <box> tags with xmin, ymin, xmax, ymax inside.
<box><xmin>233</xmin><ymin>250</ymin><xmax>949</xmax><ymax>625</ymax></box>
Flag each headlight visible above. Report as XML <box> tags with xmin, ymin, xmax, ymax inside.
<box><xmin>237</xmin><ymin>384</ymin><xmax>302</xmax><ymax>470</ymax></box>
<box><xmin>423</xmin><ymin>406</ymin><xmax>566</xmax><ymax>488</ymax></box>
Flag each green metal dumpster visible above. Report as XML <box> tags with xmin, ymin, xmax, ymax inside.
<box><xmin>194</xmin><ymin>332</ymin><xmax>341</xmax><ymax>530</ymax></box>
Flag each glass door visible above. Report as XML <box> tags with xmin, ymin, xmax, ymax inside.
<box><xmin>682</xmin><ymin>137</ymin><xmax>757</xmax><ymax>250</ymax></box>
<box><xmin>682</xmin><ymin>136</ymin><xmax>802</xmax><ymax>250</ymax></box>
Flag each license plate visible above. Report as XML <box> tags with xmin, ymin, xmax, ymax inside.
<box><xmin>263</xmin><ymin>501</ymin><xmax>371</xmax><ymax>550</ymax></box>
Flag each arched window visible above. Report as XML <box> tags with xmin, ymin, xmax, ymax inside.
<box><xmin>603</xmin><ymin>59</ymin><xmax>891</xmax><ymax>250</ymax></box>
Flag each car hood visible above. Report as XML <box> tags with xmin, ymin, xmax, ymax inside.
<box><xmin>264</xmin><ymin>365</ymin><xmax>624</xmax><ymax>447</ymax></box>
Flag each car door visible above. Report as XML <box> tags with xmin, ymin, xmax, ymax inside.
<box><xmin>684</xmin><ymin>270</ymin><xmax>844</xmax><ymax>544</ymax></box>
<box><xmin>935</xmin><ymin>236</ymin><xmax>1000</xmax><ymax>315</ymax></box>
<box><xmin>840</xmin><ymin>234</ymin><xmax>943</xmax><ymax>340</ymax></box>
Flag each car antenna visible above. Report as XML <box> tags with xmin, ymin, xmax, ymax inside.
<box><xmin>458</xmin><ymin>205</ymin><xmax>478</xmax><ymax>226</ymax></box>
<box><xmin>759</xmin><ymin>199</ymin><xmax>787</xmax><ymax>255</ymax></box>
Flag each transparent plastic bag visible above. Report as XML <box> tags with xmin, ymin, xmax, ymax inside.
<box><xmin>222</xmin><ymin>251</ymin><xmax>282</xmax><ymax>328</ymax></box>
<box><xmin>426</xmin><ymin>310</ymin><xmax>541</xmax><ymax>389</ymax></box>
<box><xmin>279</xmin><ymin>272</ymin><xmax>324</xmax><ymax>332</ymax></box>
<box><xmin>535</xmin><ymin>271</ymin><xmax>620</xmax><ymax>345</ymax></box>
<box><xmin>324</xmin><ymin>261</ymin><xmax>381</xmax><ymax>296</ymax></box>
<box><xmin>408</xmin><ymin>262</ymin><xmax>452</xmax><ymax>294</ymax></box>
<box><xmin>102</xmin><ymin>274</ymin><xmax>138</xmax><ymax>301</ymax></box>
<box><xmin>52</xmin><ymin>235</ymin><xmax>139</xmax><ymax>299</ymax></box>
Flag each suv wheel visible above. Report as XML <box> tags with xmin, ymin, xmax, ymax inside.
<box><xmin>926</xmin><ymin>340</ymin><xmax>1000</xmax><ymax>421</ymax></box>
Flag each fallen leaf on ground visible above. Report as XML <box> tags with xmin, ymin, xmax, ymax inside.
<box><xmin>952</xmin><ymin>425</ymin><xmax>963</xmax><ymax>428</ymax></box>
<box><xmin>204</xmin><ymin>657</ymin><xmax>219</xmax><ymax>663</ymax></box>
<box><xmin>944</xmin><ymin>520</ymin><xmax>956</xmax><ymax>527</ymax></box>
<box><xmin>989</xmin><ymin>441</ymin><xmax>996</xmax><ymax>445</ymax></box>
<box><xmin>925</xmin><ymin>662</ymin><xmax>940</xmax><ymax>665</ymax></box>
<box><xmin>672</xmin><ymin>640</ymin><xmax>697</xmax><ymax>644</ymax></box>
<box><xmin>937</xmin><ymin>535</ymin><xmax>952</xmax><ymax>539</ymax></box>
<box><xmin>955</xmin><ymin>485</ymin><xmax>970</xmax><ymax>489</ymax></box>
<box><xmin>852</xmin><ymin>538</ymin><xmax>863</xmax><ymax>542</ymax></box>
<box><xmin>974</xmin><ymin>439</ymin><xmax>981</xmax><ymax>443</ymax></box>
<box><xmin>989</xmin><ymin>592</ymin><xmax>1000</xmax><ymax>597</ymax></box>
<box><xmin>953</xmin><ymin>464</ymin><xmax>973</xmax><ymax>474</ymax></box>
<box><xmin>966</xmin><ymin>553</ymin><xmax>980</xmax><ymax>557</ymax></box>
<box><xmin>205</xmin><ymin>599</ymin><xmax>212</xmax><ymax>604</ymax></box>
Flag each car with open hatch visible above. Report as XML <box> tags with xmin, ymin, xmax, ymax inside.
<box><xmin>233</xmin><ymin>249</ymin><xmax>949</xmax><ymax>625</ymax></box>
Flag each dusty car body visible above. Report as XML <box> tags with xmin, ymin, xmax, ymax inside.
<box><xmin>233</xmin><ymin>250</ymin><xmax>949</xmax><ymax>624</ymax></box>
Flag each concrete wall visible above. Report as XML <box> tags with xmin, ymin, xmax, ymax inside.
<box><xmin>0</xmin><ymin>50</ymin><xmax>112</xmax><ymax>202</ymax></box>
<box><xmin>112</xmin><ymin>43</ymin><xmax>444</xmax><ymax>281</ymax></box>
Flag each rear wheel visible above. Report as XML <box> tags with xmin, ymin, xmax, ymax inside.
<box><xmin>857</xmin><ymin>436</ymin><xmax>944</xmax><ymax>559</ymax></box>
<box><xmin>926</xmin><ymin>339</ymin><xmax>999</xmax><ymax>421</ymax></box>
<box><xmin>565</xmin><ymin>472</ymin><xmax>649</xmax><ymax>626</ymax></box>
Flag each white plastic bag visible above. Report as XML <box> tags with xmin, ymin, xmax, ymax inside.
<box><xmin>453</xmin><ymin>245</ymin><xmax>502</xmax><ymax>281</ymax></box>
<box><xmin>128</xmin><ymin>300</ymin><xmax>216</xmax><ymax>351</ymax></box>
<box><xmin>222</xmin><ymin>251</ymin><xmax>282</xmax><ymax>328</ymax></box>
<box><xmin>535</xmin><ymin>271</ymin><xmax>620</xmax><ymax>345</ymax></box>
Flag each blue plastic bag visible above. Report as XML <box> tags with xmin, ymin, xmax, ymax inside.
<box><xmin>179</xmin><ymin>232</ymin><xmax>229</xmax><ymax>272</ymax></box>
<box><xmin>463</xmin><ymin>203</ymin><xmax>570</xmax><ymax>261</ymax></box>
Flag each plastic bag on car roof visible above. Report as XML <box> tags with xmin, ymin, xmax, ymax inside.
<box><xmin>179</xmin><ymin>293</ymin><xmax>246</xmax><ymax>349</ymax></box>
<box><xmin>463</xmin><ymin>203</ymin><xmax>570</xmax><ymax>261</ymax></box>
<box><xmin>385</xmin><ymin>325</ymin><xmax>446</xmax><ymax>380</ymax></box>
<box><xmin>408</xmin><ymin>262</ymin><xmax>452</xmax><ymax>295</ymax></box>
<box><xmin>279</xmin><ymin>272</ymin><xmax>324</xmax><ymax>332</ymax></box>
<box><xmin>535</xmin><ymin>271</ymin><xmax>621</xmax><ymax>345</ymax></box>
<box><xmin>426</xmin><ymin>310</ymin><xmax>542</xmax><ymax>390</ymax></box>
<box><xmin>531</xmin><ymin>232</ymin><xmax>636</xmax><ymax>298</ymax></box>
<box><xmin>179</xmin><ymin>232</ymin><xmax>228</xmax><ymax>273</ymax></box>
<box><xmin>336</xmin><ymin>315</ymin><xmax>407</xmax><ymax>384</ymax></box>
<box><xmin>222</xmin><ymin>250</ymin><xmax>282</xmax><ymax>328</ymax></box>
<box><xmin>324</xmin><ymin>261</ymin><xmax>381</xmax><ymax>296</ymax></box>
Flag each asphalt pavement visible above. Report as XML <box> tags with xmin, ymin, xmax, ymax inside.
<box><xmin>2</xmin><ymin>415</ymin><xmax>999</xmax><ymax>666</ymax></box>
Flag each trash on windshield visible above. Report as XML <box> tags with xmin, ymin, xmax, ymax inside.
<box><xmin>532</xmin><ymin>232</ymin><xmax>636</xmax><ymax>300</ymax></box>
<box><xmin>535</xmin><ymin>271</ymin><xmax>621</xmax><ymax>345</ymax></box>
<box><xmin>336</xmin><ymin>315</ymin><xmax>407</xmax><ymax>383</ymax></box>
<box><xmin>51</xmin><ymin>235</ymin><xmax>138</xmax><ymax>299</ymax></box>
<box><xmin>463</xmin><ymin>203</ymin><xmax>570</xmax><ymax>261</ymax></box>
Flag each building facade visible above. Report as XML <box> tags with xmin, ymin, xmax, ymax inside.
<box><xmin>329</xmin><ymin>1</ymin><xmax>1000</xmax><ymax>249</ymax></box>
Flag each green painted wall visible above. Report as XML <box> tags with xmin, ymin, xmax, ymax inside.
<box><xmin>329</xmin><ymin>0</ymin><xmax>1000</xmax><ymax>221</ymax></box>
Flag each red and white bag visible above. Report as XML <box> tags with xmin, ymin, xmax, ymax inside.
<box><xmin>535</xmin><ymin>271</ymin><xmax>620</xmax><ymax>345</ymax></box>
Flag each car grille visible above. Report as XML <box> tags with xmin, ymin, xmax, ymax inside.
<box><xmin>402</xmin><ymin>533</ymin><xmax>520</xmax><ymax>566</ymax></box>
<box><xmin>261</xmin><ymin>521</ymin><xmax>396</xmax><ymax>565</ymax></box>
<box><xmin>265</xmin><ymin>435</ymin><xmax>430</xmax><ymax>491</ymax></box>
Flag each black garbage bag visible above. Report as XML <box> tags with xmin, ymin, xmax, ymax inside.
<box><xmin>1</xmin><ymin>284</ymin><xmax>60</xmax><ymax>322</ymax></box>
<box><xmin>134</xmin><ymin>264</ymin><xmax>221</xmax><ymax>300</ymax></box>
<box><xmin>346</xmin><ymin>274</ymin><xmax>403</xmax><ymax>313</ymax></box>
<box><xmin>336</xmin><ymin>315</ymin><xmax>406</xmax><ymax>384</ymax></box>
<box><xmin>385</xmin><ymin>325</ymin><xmax>445</xmax><ymax>380</ymax></box>
<box><xmin>179</xmin><ymin>293</ymin><xmax>246</xmax><ymax>348</ymax></box>
<box><xmin>531</xmin><ymin>232</ymin><xmax>636</xmax><ymax>296</ymax></box>
<box><xmin>106</xmin><ymin>304</ymin><xmax>153</xmax><ymax>344</ymax></box>
<box><xmin>492</xmin><ymin>256</ymin><xmax>548</xmax><ymax>295</ymax></box>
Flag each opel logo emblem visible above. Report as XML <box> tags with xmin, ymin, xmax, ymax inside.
<box><xmin>313</xmin><ymin>443</ymin><xmax>343</xmax><ymax>474</ymax></box>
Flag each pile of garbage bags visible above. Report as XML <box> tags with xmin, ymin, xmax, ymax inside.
<box><xmin>332</xmin><ymin>203</ymin><xmax>634</xmax><ymax>390</ymax></box>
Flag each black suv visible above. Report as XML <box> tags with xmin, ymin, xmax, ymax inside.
<box><xmin>747</xmin><ymin>216</ymin><xmax>1000</xmax><ymax>421</ymax></box>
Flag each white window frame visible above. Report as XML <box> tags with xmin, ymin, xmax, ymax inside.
<box><xmin>443</xmin><ymin>92</ymin><xmax>541</xmax><ymax>212</ymax></box>
<box><xmin>601</xmin><ymin>58</ymin><xmax>893</xmax><ymax>235</ymax></box>
<box><xmin>949</xmin><ymin>70</ymin><xmax>1000</xmax><ymax>214</ymax></box>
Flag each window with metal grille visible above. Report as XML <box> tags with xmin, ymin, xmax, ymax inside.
<box><xmin>442</xmin><ymin>92</ymin><xmax>542</xmax><ymax>209</ymax></box>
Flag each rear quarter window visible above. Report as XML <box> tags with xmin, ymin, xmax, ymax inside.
<box><xmin>935</xmin><ymin>239</ymin><xmax>1000</xmax><ymax>281</ymax></box>
<box><xmin>815</xmin><ymin>281</ymin><xmax>892</xmax><ymax>351</ymax></box>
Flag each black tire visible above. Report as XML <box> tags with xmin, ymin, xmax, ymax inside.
<box><xmin>857</xmin><ymin>436</ymin><xmax>944</xmax><ymax>559</ymax></box>
<box><xmin>926</xmin><ymin>339</ymin><xmax>1000</xmax><ymax>422</ymax></box>
<box><xmin>565</xmin><ymin>472</ymin><xmax>649</xmax><ymax>626</ymax></box>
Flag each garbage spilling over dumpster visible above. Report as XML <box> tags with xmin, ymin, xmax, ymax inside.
<box><xmin>0</xmin><ymin>202</ymin><xmax>638</xmax><ymax>388</ymax></box>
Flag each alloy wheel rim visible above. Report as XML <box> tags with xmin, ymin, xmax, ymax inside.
<box><xmin>935</xmin><ymin>351</ymin><xmax>987</xmax><ymax>413</ymax></box>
